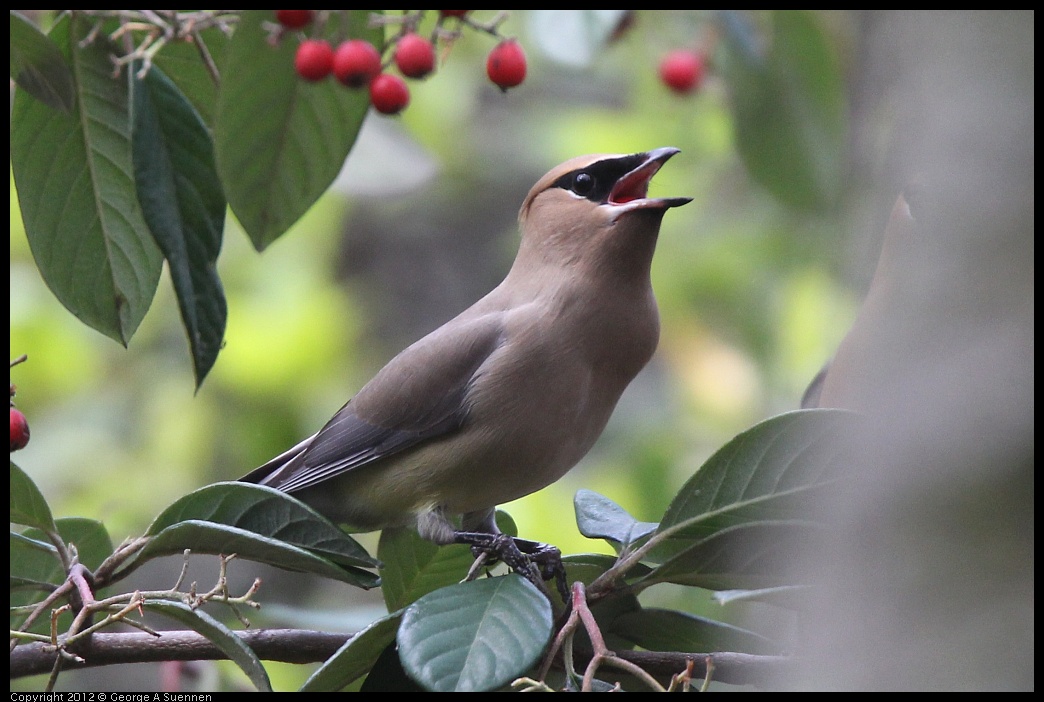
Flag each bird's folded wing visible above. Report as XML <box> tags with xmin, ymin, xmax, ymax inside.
<box><xmin>801</xmin><ymin>363</ymin><xmax>829</xmax><ymax>409</ymax></box>
<box><xmin>245</xmin><ymin>313</ymin><xmax>507</xmax><ymax>493</ymax></box>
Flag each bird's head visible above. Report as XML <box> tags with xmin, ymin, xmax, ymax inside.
<box><xmin>516</xmin><ymin>147</ymin><xmax>692</xmax><ymax>272</ymax></box>
<box><xmin>519</xmin><ymin>147</ymin><xmax>691</xmax><ymax>226</ymax></box>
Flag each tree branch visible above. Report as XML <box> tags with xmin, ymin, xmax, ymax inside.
<box><xmin>10</xmin><ymin>628</ymin><xmax>351</xmax><ymax>679</ymax></box>
<box><xmin>12</xmin><ymin>626</ymin><xmax>796</xmax><ymax>688</ymax></box>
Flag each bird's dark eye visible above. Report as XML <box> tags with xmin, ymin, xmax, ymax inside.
<box><xmin>552</xmin><ymin>162</ymin><xmax>624</xmax><ymax>202</ymax></box>
<box><xmin>572</xmin><ymin>172</ymin><xmax>595</xmax><ymax>196</ymax></box>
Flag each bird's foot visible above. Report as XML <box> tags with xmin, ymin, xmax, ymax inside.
<box><xmin>454</xmin><ymin>531</ymin><xmax>568</xmax><ymax>602</ymax></box>
<box><xmin>513</xmin><ymin>537</ymin><xmax>569</xmax><ymax>602</ymax></box>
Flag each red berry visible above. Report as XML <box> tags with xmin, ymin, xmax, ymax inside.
<box><xmin>369</xmin><ymin>74</ymin><xmax>410</xmax><ymax>114</ymax></box>
<box><xmin>294</xmin><ymin>39</ymin><xmax>333</xmax><ymax>82</ymax></box>
<box><xmin>10</xmin><ymin>407</ymin><xmax>29</xmax><ymax>452</ymax></box>
<box><xmin>439</xmin><ymin>10</ymin><xmax>470</xmax><ymax>18</ymax></box>
<box><xmin>394</xmin><ymin>33</ymin><xmax>436</xmax><ymax>79</ymax></box>
<box><xmin>486</xmin><ymin>39</ymin><xmax>527</xmax><ymax>91</ymax></box>
<box><xmin>276</xmin><ymin>10</ymin><xmax>313</xmax><ymax>29</ymax></box>
<box><xmin>333</xmin><ymin>40</ymin><xmax>383</xmax><ymax>88</ymax></box>
<box><xmin>659</xmin><ymin>50</ymin><xmax>705</xmax><ymax>94</ymax></box>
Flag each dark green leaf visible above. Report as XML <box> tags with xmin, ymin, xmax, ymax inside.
<box><xmin>360</xmin><ymin>642</ymin><xmax>426</xmax><ymax>691</ymax></box>
<box><xmin>146</xmin><ymin>482</ymin><xmax>378</xmax><ymax>569</ymax></box>
<box><xmin>10</xmin><ymin>530</ymin><xmax>63</xmax><ymax>604</ymax></box>
<box><xmin>397</xmin><ymin>575</ymin><xmax>553</xmax><ymax>692</ymax></box>
<box><xmin>378</xmin><ymin>527</ymin><xmax>475</xmax><ymax>613</ymax></box>
<box><xmin>9</xmin><ymin>10</ymin><xmax>74</xmax><ymax>111</ymax></box>
<box><xmin>585</xmin><ymin>590</ymin><xmax>643</xmax><ymax>654</ymax></box>
<box><xmin>379</xmin><ymin>510</ymin><xmax>519</xmax><ymax>611</ymax></box>
<box><xmin>11</xmin><ymin>518</ymin><xmax>113</xmax><ymax>592</ymax></box>
<box><xmin>658</xmin><ymin>410</ymin><xmax>857</xmax><ymax>538</ymax></box>
<box><xmin>214</xmin><ymin>10</ymin><xmax>377</xmax><ymax>250</ymax></box>
<box><xmin>611</xmin><ymin>607</ymin><xmax>775</xmax><ymax>655</ymax></box>
<box><xmin>10</xmin><ymin>462</ymin><xmax>56</xmax><ymax>532</ymax></box>
<box><xmin>152</xmin><ymin>25</ymin><xmax>228</xmax><ymax>126</ymax></box>
<box><xmin>645</xmin><ymin>409</ymin><xmax>858</xmax><ymax>589</ymax></box>
<box><xmin>10</xmin><ymin>530</ymin><xmax>58</xmax><ymax>560</ymax></box>
<box><xmin>574</xmin><ymin>489</ymin><xmax>658</xmax><ymax>547</ymax></box>
<box><xmin>136</xmin><ymin>482</ymin><xmax>379</xmax><ymax>587</ymax></box>
<box><xmin>131</xmin><ymin>62</ymin><xmax>227</xmax><ymax>387</ymax></box>
<box><xmin>136</xmin><ymin>520</ymin><xmax>378</xmax><ymax>588</ymax></box>
<box><xmin>300</xmin><ymin>610</ymin><xmax>403</xmax><ymax>692</ymax></box>
<box><xmin>713</xmin><ymin>584</ymin><xmax>809</xmax><ymax>608</ymax></box>
<box><xmin>722</xmin><ymin>10</ymin><xmax>847</xmax><ymax>211</ymax></box>
<box><xmin>10</xmin><ymin>13</ymin><xmax>162</xmax><ymax>344</ymax></box>
<box><xmin>650</xmin><ymin>520</ymin><xmax>828</xmax><ymax>590</ymax></box>
<box><xmin>562</xmin><ymin>552</ymin><xmax>652</xmax><ymax>583</ymax></box>
<box><xmin>52</xmin><ymin>517</ymin><xmax>113</xmax><ymax>571</ymax></box>
<box><xmin>146</xmin><ymin>600</ymin><xmax>271</xmax><ymax>692</ymax></box>
<box><xmin>11</xmin><ymin>518</ymin><xmax>113</xmax><ymax>633</ymax></box>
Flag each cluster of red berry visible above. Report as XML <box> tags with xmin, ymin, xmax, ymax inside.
<box><xmin>278</xmin><ymin>10</ymin><xmax>528</xmax><ymax>115</ymax></box>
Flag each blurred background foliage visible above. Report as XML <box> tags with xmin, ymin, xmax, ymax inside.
<box><xmin>10</xmin><ymin>10</ymin><xmax>1032</xmax><ymax>691</ymax></box>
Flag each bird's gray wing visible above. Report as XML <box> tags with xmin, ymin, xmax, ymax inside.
<box><xmin>243</xmin><ymin>314</ymin><xmax>506</xmax><ymax>494</ymax></box>
<box><xmin>801</xmin><ymin>362</ymin><xmax>830</xmax><ymax>409</ymax></box>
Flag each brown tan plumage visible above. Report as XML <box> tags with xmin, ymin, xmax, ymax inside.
<box><xmin>802</xmin><ymin>191</ymin><xmax>918</xmax><ymax>410</ymax></box>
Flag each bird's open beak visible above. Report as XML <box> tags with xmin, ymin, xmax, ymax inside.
<box><xmin>607</xmin><ymin>147</ymin><xmax>693</xmax><ymax>218</ymax></box>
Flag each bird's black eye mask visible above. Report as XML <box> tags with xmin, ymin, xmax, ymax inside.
<box><xmin>553</xmin><ymin>153</ymin><xmax>647</xmax><ymax>204</ymax></box>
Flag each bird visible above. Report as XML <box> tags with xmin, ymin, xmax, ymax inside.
<box><xmin>802</xmin><ymin>188</ymin><xmax>919</xmax><ymax>410</ymax></box>
<box><xmin>242</xmin><ymin>147</ymin><xmax>691</xmax><ymax>588</ymax></box>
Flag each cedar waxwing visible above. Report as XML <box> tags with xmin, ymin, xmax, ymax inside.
<box><xmin>242</xmin><ymin>147</ymin><xmax>691</xmax><ymax>583</ymax></box>
<box><xmin>801</xmin><ymin>190</ymin><xmax>918</xmax><ymax>410</ymax></box>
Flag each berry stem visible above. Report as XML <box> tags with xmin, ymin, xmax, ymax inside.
<box><xmin>461</xmin><ymin>10</ymin><xmax>511</xmax><ymax>39</ymax></box>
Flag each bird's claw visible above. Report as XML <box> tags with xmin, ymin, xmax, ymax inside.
<box><xmin>455</xmin><ymin>531</ymin><xmax>568</xmax><ymax>602</ymax></box>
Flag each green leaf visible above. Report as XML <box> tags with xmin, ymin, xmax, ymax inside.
<box><xmin>151</xmin><ymin>25</ymin><xmax>229</xmax><ymax>127</ymax></box>
<box><xmin>562</xmin><ymin>552</ymin><xmax>652</xmax><ymax>584</ymax></box>
<box><xmin>713</xmin><ymin>584</ymin><xmax>809</xmax><ymax>608</ymax></box>
<box><xmin>136</xmin><ymin>520</ymin><xmax>378</xmax><ymax>588</ymax></box>
<box><xmin>10</xmin><ymin>530</ymin><xmax>59</xmax><ymax>563</ymax></box>
<box><xmin>9</xmin><ymin>10</ymin><xmax>74</xmax><ymax>111</ymax></box>
<box><xmin>378</xmin><ymin>527</ymin><xmax>475</xmax><ymax>613</ymax></box>
<box><xmin>658</xmin><ymin>410</ymin><xmax>857</xmax><ymax>538</ymax></box>
<box><xmin>146</xmin><ymin>600</ymin><xmax>272</xmax><ymax>692</ymax></box>
<box><xmin>722</xmin><ymin>10</ymin><xmax>847</xmax><ymax>211</ymax></box>
<box><xmin>11</xmin><ymin>518</ymin><xmax>113</xmax><ymax>633</ymax></box>
<box><xmin>379</xmin><ymin>510</ymin><xmax>520</xmax><ymax>611</ymax></box>
<box><xmin>574</xmin><ymin>489</ymin><xmax>658</xmax><ymax>548</ymax></box>
<box><xmin>610</xmin><ymin>607</ymin><xmax>775</xmax><ymax>655</ymax></box>
<box><xmin>214</xmin><ymin>10</ymin><xmax>377</xmax><ymax>250</ymax></box>
<box><xmin>53</xmin><ymin>517</ymin><xmax>113</xmax><ymax>571</ymax></box>
<box><xmin>147</xmin><ymin>482</ymin><xmax>378</xmax><ymax>569</ymax></box>
<box><xmin>10</xmin><ymin>518</ymin><xmax>113</xmax><ymax>591</ymax></box>
<box><xmin>131</xmin><ymin>62</ymin><xmax>228</xmax><ymax>388</ymax></box>
<box><xmin>133</xmin><ymin>482</ymin><xmax>379</xmax><ymax>587</ymax></box>
<box><xmin>561</xmin><ymin>553</ymin><xmax>613</xmax><ymax>585</ymax></box>
<box><xmin>648</xmin><ymin>520</ymin><xmax>827</xmax><ymax>590</ymax></box>
<box><xmin>300</xmin><ymin>610</ymin><xmax>403</xmax><ymax>692</ymax></box>
<box><xmin>10</xmin><ymin>13</ymin><xmax>163</xmax><ymax>344</ymax></box>
<box><xmin>10</xmin><ymin>462</ymin><xmax>56</xmax><ymax>532</ymax></box>
<box><xmin>360</xmin><ymin>642</ymin><xmax>426</xmax><ymax>691</ymax></box>
<box><xmin>397</xmin><ymin>575</ymin><xmax>553</xmax><ymax>692</ymax></box>
<box><xmin>644</xmin><ymin>409</ymin><xmax>859</xmax><ymax>589</ymax></box>
<box><xmin>10</xmin><ymin>527</ymin><xmax>67</xmax><ymax>601</ymax></box>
